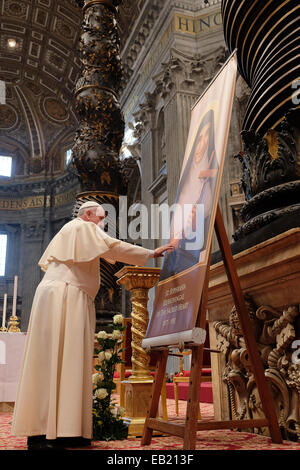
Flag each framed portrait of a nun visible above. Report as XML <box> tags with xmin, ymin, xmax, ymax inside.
<box><xmin>143</xmin><ymin>52</ymin><xmax>237</xmax><ymax>348</ymax></box>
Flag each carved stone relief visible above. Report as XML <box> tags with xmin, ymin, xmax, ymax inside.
<box><xmin>213</xmin><ymin>295</ymin><xmax>300</xmax><ymax>441</ymax></box>
<box><xmin>234</xmin><ymin>109</ymin><xmax>300</xmax><ymax>240</ymax></box>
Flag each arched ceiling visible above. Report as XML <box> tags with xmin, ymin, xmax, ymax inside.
<box><xmin>0</xmin><ymin>0</ymin><xmax>84</xmax><ymax>175</ymax></box>
<box><xmin>0</xmin><ymin>0</ymin><xmax>141</xmax><ymax>177</ymax></box>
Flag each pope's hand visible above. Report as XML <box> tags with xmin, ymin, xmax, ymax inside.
<box><xmin>153</xmin><ymin>243</ymin><xmax>175</xmax><ymax>258</ymax></box>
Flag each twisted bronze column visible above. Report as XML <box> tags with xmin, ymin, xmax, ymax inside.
<box><xmin>73</xmin><ymin>0</ymin><xmax>126</xmax><ymax>194</ymax></box>
<box><xmin>222</xmin><ymin>0</ymin><xmax>299</xmax><ymax>135</ymax></box>
<box><xmin>73</xmin><ymin>0</ymin><xmax>127</xmax><ymax>326</ymax></box>
<box><xmin>222</xmin><ymin>0</ymin><xmax>300</xmax><ymax>241</ymax></box>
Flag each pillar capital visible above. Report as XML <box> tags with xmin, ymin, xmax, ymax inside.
<box><xmin>115</xmin><ymin>266</ymin><xmax>161</xmax><ymax>291</ymax></box>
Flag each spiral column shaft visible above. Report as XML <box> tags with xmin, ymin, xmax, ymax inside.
<box><xmin>222</xmin><ymin>0</ymin><xmax>300</xmax><ymax>136</ymax></box>
<box><xmin>73</xmin><ymin>0</ymin><xmax>126</xmax><ymax>193</ymax></box>
<box><xmin>222</xmin><ymin>0</ymin><xmax>300</xmax><ymax>241</ymax></box>
<box><xmin>73</xmin><ymin>0</ymin><xmax>127</xmax><ymax>326</ymax></box>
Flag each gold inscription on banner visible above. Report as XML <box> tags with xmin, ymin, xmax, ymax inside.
<box><xmin>157</xmin><ymin>283</ymin><xmax>188</xmax><ymax>317</ymax></box>
<box><xmin>174</xmin><ymin>11</ymin><xmax>222</xmax><ymax>35</ymax></box>
<box><xmin>0</xmin><ymin>190</ymin><xmax>77</xmax><ymax>211</ymax></box>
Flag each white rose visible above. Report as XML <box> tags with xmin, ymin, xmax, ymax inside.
<box><xmin>112</xmin><ymin>329</ymin><xmax>122</xmax><ymax>340</ymax></box>
<box><xmin>92</xmin><ymin>373</ymin><xmax>101</xmax><ymax>385</ymax></box>
<box><xmin>94</xmin><ymin>388</ymin><xmax>108</xmax><ymax>400</ymax></box>
<box><xmin>118</xmin><ymin>406</ymin><xmax>125</xmax><ymax>417</ymax></box>
<box><xmin>104</xmin><ymin>351</ymin><xmax>112</xmax><ymax>361</ymax></box>
<box><xmin>113</xmin><ymin>314</ymin><xmax>123</xmax><ymax>325</ymax></box>
<box><xmin>97</xmin><ymin>331</ymin><xmax>108</xmax><ymax>340</ymax></box>
<box><xmin>98</xmin><ymin>351</ymin><xmax>105</xmax><ymax>362</ymax></box>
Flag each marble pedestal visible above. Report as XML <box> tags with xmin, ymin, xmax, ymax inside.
<box><xmin>115</xmin><ymin>266</ymin><xmax>161</xmax><ymax>437</ymax></box>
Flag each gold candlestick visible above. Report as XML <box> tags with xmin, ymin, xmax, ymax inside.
<box><xmin>8</xmin><ymin>315</ymin><xmax>20</xmax><ymax>332</ymax></box>
<box><xmin>1</xmin><ymin>293</ymin><xmax>7</xmax><ymax>331</ymax></box>
<box><xmin>115</xmin><ymin>266</ymin><xmax>161</xmax><ymax>436</ymax></box>
<box><xmin>116</xmin><ymin>266</ymin><xmax>161</xmax><ymax>380</ymax></box>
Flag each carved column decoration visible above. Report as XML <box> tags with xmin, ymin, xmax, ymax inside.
<box><xmin>233</xmin><ymin>114</ymin><xmax>300</xmax><ymax>240</ymax></box>
<box><xmin>73</xmin><ymin>0</ymin><xmax>126</xmax><ymax>195</ymax></box>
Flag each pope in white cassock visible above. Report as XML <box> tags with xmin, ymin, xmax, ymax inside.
<box><xmin>11</xmin><ymin>201</ymin><xmax>174</xmax><ymax>450</ymax></box>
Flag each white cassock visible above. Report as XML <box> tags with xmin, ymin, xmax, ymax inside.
<box><xmin>11</xmin><ymin>218</ymin><xmax>154</xmax><ymax>439</ymax></box>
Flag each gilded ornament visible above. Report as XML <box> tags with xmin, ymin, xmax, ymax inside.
<box><xmin>7</xmin><ymin>315</ymin><xmax>20</xmax><ymax>332</ymax></box>
<box><xmin>116</xmin><ymin>267</ymin><xmax>161</xmax><ymax>381</ymax></box>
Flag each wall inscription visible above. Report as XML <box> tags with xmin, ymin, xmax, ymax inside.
<box><xmin>123</xmin><ymin>8</ymin><xmax>222</xmax><ymax>119</ymax></box>
<box><xmin>174</xmin><ymin>12</ymin><xmax>222</xmax><ymax>35</ymax></box>
<box><xmin>0</xmin><ymin>189</ymin><xmax>78</xmax><ymax>211</ymax></box>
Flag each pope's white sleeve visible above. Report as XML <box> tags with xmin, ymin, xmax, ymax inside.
<box><xmin>101</xmin><ymin>240</ymin><xmax>154</xmax><ymax>266</ymax></box>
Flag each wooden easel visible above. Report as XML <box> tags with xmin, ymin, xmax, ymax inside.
<box><xmin>141</xmin><ymin>206</ymin><xmax>282</xmax><ymax>449</ymax></box>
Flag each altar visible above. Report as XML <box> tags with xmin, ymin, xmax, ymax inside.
<box><xmin>0</xmin><ymin>332</ymin><xmax>26</xmax><ymax>409</ymax></box>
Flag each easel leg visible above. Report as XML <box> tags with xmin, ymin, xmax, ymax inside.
<box><xmin>161</xmin><ymin>374</ymin><xmax>168</xmax><ymax>421</ymax></box>
<box><xmin>214</xmin><ymin>206</ymin><xmax>282</xmax><ymax>444</ymax></box>
<box><xmin>183</xmin><ymin>251</ymin><xmax>210</xmax><ymax>449</ymax></box>
<box><xmin>174</xmin><ymin>381</ymin><xmax>179</xmax><ymax>416</ymax></box>
<box><xmin>183</xmin><ymin>345</ymin><xmax>204</xmax><ymax>450</ymax></box>
<box><xmin>141</xmin><ymin>349</ymin><xmax>168</xmax><ymax>445</ymax></box>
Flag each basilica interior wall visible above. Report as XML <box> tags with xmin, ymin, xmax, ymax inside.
<box><xmin>0</xmin><ymin>0</ymin><xmax>248</xmax><ymax>332</ymax></box>
<box><xmin>120</xmin><ymin>0</ymin><xmax>246</xmax><ymax>266</ymax></box>
<box><xmin>0</xmin><ymin>171</ymin><xmax>80</xmax><ymax>330</ymax></box>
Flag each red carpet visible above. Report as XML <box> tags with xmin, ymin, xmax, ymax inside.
<box><xmin>166</xmin><ymin>382</ymin><xmax>213</xmax><ymax>403</ymax></box>
<box><xmin>1</xmin><ymin>399</ymin><xmax>300</xmax><ymax>450</ymax></box>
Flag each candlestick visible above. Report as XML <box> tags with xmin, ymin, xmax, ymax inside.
<box><xmin>12</xmin><ymin>275</ymin><xmax>18</xmax><ymax>317</ymax></box>
<box><xmin>0</xmin><ymin>293</ymin><xmax>7</xmax><ymax>332</ymax></box>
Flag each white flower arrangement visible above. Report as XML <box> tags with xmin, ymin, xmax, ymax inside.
<box><xmin>92</xmin><ymin>316</ymin><xmax>128</xmax><ymax>441</ymax></box>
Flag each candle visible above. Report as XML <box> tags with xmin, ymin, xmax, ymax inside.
<box><xmin>2</xmin><ymin>293</ymin><xmax>7</xmax><ymax>328</ymax></box>
<box><xmin>12</xmin><ymin>275</ymin><xmax>18</xmax><ymax>317</ymax></box>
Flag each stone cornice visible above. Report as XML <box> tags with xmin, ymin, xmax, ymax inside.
<box><xmin>121</xmin><ymin>3</ymin><xmax>224</xmax><ymax>121</ymax></box>
<box><xmin>171</xmin><ymin>0</ymin><xmax>221</xmax><ymax>13</ymax></box>
<box><xmin>0</xmin><ymin>171</ymin><xmax>79</xmax><ymax>196</ymax></box>
<box><xmin>121</xmin><ymin>0</ymin><xmax>222</xmax><ymax>87</ymax></box>
<box><xmin>121</xmin><ymin>0</ymin><xmax>165</xmax><ymax>63</ymax></box>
